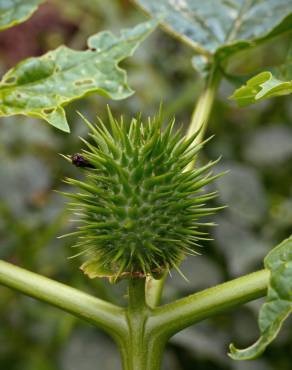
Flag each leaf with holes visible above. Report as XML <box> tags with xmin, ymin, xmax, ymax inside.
<box><xmin>0</xmin><ymin>19</ymin><xmax>157</xmax><ymax>132</ymax></box>
<box><xmin>133</xmin><ymin>0</ymin><xmax>292</xmax><ymax>63</ymax></box>
<box><xmin>0</xmin><ymin>0</ymin><xmax>44</xmax><ymax>31</ymax></box>
<box><xmin>229</xmin><ymin>236</ymin><xmax>292</xmax><ymax>360</ymax></box>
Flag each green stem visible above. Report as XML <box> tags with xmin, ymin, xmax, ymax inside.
<box><xmin>0</xmin><ymin>260</ymin><xmax>127</xmax><ymax>340</ymax></box>
<box><xmin>145</xmin><ymin>272</ymin><xmax>167</xmax><ymax>308</ymax></box>
<box><xmin>149</xmin><ymin>269</ymin><xmax>269</xmax><ymax>339</ymax></box>
<box><xmin>0</xmin><ymin>260</ymin><xmax>271</xmax><ymax>370</ymax></box>
<box><xmin>122</xmin><ymin>278</ymin><xmax>148</xmax><ymax>370</ymax></box>
<box><xmin>119</xmin><ymin>278</ymin><xmax>166</xmax><ymax>370</ymax></box>
<box><xmin>186</xmin><ymin>63</ymin><xmax>221</xmax><ymax>145</ymax></box>
<box><xmin>128</xmin><ymin>277</ymin><xmax>147</xmax><ymax>310</ymax></box>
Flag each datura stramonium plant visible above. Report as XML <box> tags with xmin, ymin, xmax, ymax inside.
<box><xmin>63</xmin><ymin>109</ymin><xmax>222</xmax><ymax>281</ymax></box>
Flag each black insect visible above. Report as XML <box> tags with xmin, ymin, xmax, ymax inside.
<box><xmin>71</xmin><ymin>153</ymin><xmax>94</xmax><ymax>168</ymax></box>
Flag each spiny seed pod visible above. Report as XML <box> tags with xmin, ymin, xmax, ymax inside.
<box><xmin>62</xmin><ymin>109</ymin><xmax>222</xmax><ymax>281</ymax></box>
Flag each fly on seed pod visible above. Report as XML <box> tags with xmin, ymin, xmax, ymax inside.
<box><xmin>71</xmin><ymin>153</ymin><xmax>95</xmax><ymax>168</ymax></box>
<box><xmin>61</xmin><ymin>108</ymin><xmax>223</xmax><ymax>281</ymax></box>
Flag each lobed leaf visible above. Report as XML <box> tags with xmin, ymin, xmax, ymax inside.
<box><xmin>229</xmin><ymin>236</ymin><xmax>292</xmax><ymax>360</ymax></box>
<box><xmin>0</xmin><ymin>19</ymin><xmax>157</xmax><ymax>132</ymax></box>
<box><xmin>230</xmin><ymin>71</ymin><xmax>292</xmax><ymax>107</ymax></box>
<box><xmin>133</xmin><ymin>0</ymin><xmax>292</xmax><ymax>62</ymax></box>
<box><xmin>0</xmin><ymin>0</ymin><xmax>44</xmax><ymax>31</ymax></box>
<box><xmin>230</xmin><ymin>45</ymin><xmax>292</xmax><ymax>106</ymax></box>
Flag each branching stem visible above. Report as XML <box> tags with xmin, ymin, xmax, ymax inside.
<box><xmin>0</xmin><ymin>260</ymin><xmax>270</xmax><ymax>370</ymax></box>
<box><xmin>0</xmin><ymin>260</ymin><xmax>127</xmax><ymax>340</ymax></box>
<box><xmin>149</xmin><ymin>269</ymin><xmax>269</xmax><ymax>339</ymax></box>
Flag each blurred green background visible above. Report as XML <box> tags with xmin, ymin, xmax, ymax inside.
<box><xmin>0</xmin><ymin>1</ymin><xmax>292</xmax><ymax>369</ymax></box>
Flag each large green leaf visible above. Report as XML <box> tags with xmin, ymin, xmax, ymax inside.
<box><xmin>0</xmin><ymin>0</ymin><xmax>44</xmax><ymax>31</ymax></box>
<box><xmin>0</xmin><ymin>20</ymin><xmax>157</xmax><ymax>132</ymax></box>
<box><xmin>133</xmin><ymin>0</ymin><xmax>292</xmax><ymax>61</ymax></box>
<box><xmin>229</xmin><ymin>236</ymin><xmax>292</xmax><ymax>360</ymax></box>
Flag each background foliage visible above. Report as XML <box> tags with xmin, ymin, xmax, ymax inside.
<box><xmin>0</xmin><ymin>1</ymin><xmax>291</xmax><ymax>369</ymax></box>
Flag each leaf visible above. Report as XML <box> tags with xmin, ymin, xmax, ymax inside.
<box><xmin>81</xmin><ymin>259</ymin><xmax>115</xmax><ymax>279</ymax></box>
<box><xmin>229</xmin><ymin>236</ymin><xmax>292</xmax><ymax>360</ymax></box>
<box><xmin>80</xmin><ymin>259</ymin><xmax>147</xmax><ymax>283</ymax></box>
<box><xmin>230</xmin><ymin>45</ymin><xmax>292</xmax><ymax>106</ymax></box>
<box><xmin>0</xmin><ymin>0</ymin><xmax>44</xmax><ymax>31</ymax></box>
<box><xmin>133</xmin><ymin>0</ymin><xmax>292</xmax><ymax>61</ymax></box>
<box><xmin>229</xmin><ymin>71</ymin><xmax>292</xmax><ymax>106</ymax></box>
<box><xmin>0</xmin><ymin>20</ymin><xmax>157</xmax><ymax>132</ymax></box>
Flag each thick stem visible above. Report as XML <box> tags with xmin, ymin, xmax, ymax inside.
<box><xmin>119</xmin><ymin>278</ymin><xmax>165</xmax><ymax>370</ymax></box>
<box><xmin>121</xmin><ymin>278</ymin><xmax>148</xmax><ymax>370</ymax></box>
<box><xmin>119</xmin><ymin>333</ymin><xmax>166</xmax><ymax>370</ymax></box>
<box><xmin>128</xmin><ymin>277</ymin><xmax>147</xmax><ymax>310</ymax></box>
<box><xmin>0</xmin><ymin>263</ymin><xmax>271</xmax><ymax>370</ymax></box>
<box><xmin>149</xmin><ymin>269</ymin><xmax>269</xmax><ymax>339</ymax></box>
<box><xmin>0</xmin><ymin>260</ymin><xmax>127</xmax><ymax>339</ymax></box>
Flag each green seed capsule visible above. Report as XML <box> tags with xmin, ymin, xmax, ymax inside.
<box><xmin>62</xmin><ymin>108</ymin><xmax>221</xmax><ymax>281</ymax></box>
